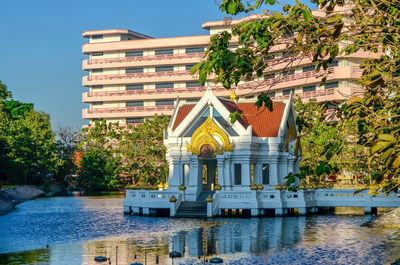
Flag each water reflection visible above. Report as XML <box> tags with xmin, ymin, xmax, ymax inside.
<box><xmin>1</xmin><ymin>197</ymin><xmax>400</xmax><ymax>265</ymax></box>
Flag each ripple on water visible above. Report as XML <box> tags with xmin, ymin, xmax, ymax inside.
<box><xmin>0</xmin><ymin>196</ymin><xmax>399</xmax><ymax>265</ymax></box>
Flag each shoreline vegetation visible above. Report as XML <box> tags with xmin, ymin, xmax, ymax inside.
<box><xmin>0</xmin><ymin>186</ymin><xmax>44</xmax><ymax>216</ymax></box>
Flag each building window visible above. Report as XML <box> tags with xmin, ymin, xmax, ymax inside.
<box><xmin>302</xmin><ymin>85</ymin><xmax>316</xmax><ymax>93</ymax></box>
<box><xmin>155</xmin><ymin>83</ymin><xmax>174</xmax><ymax>89</ymax></box>
<box><xmin>92</xmin><ymin>85</ymin><xmax>103</xmax><ymax>89</ymax></box>
<box><xmin>91</xmin><ymin>35</ymin><xmax>103</xmax><ymax>40</ymax></box>
<box><xmin>283</xmin><ymin>89</ymin><xmax>294</xmax><ymax>96</ymax></box>
<box><xmin>126</xmin><ymin>101</ymin><xmax>144</xmax><ymax>107</ymax></box>
<box><xmin>156</xmin><ymin>100</ymin><xmax>174</xmax><ymax>106</ymax></box>
<box><xmin>92</xmin><ymin>52</ymin><xmax>103</xmax><ymax>56</ymax></box>
<box><xmin>266</xmin><ymin>92</ymin><xmax>275</xmax><ymax>98</ymax></box>
<box><xmin>126</xmin><ymin>84</ymin><xmax>144</xmax><ymax>90</ymax></box>
<box><xmin>302</xmin><ymin>65</ymin><xmax>315</xmax><ymax>72</ymax></box>
<box><xmin>264</xmin><ymin>73</ymin><xmax>275</xmax><ymax>80</ymax></box>
<box><xmin>234</xmin><ymin>164</ymin><xmax>242</xmax><ymax>185</ymax></box>
<box><xmin>325</xmin><ymin>81</ymin><xmax>339</xmax><ymax>89</ymax></box>
<box><xmin>126</xmin><ymin>118</ymin><xmax>143</xmax><ymax>124</ymax></box>
<box><xmin>155</xmin><ymin>66</ymin><xmax>174</xmax><ymax>72</ymax></box>
<box><xmin>155</xmin><ymin>49</ymin><xmax>173</xmax><ymax>55</ymax></box>
<box><xmin>186</xmin><ymin>65</ymin><xmax>195</xmax><ymax>71</ymax></box>
<box><xmin>186</xmin><ymin>47</ymin><xmax>204</xmax><ymax>53</ymax></box>
<box><xmin>262</xmin><ymin>164</ymin><xmax>270</xmax><ymax>185</ymax></box>
<box><xmin>126</xmin><ymin>51</ymin><xmax>143</xmax><ymax>57</ymax></box>
<box><xmin>92</xmin><ymin>101</ymin><xmax>103</xmax><ymax>106</ymax></box>
<box><xmin>91</xmin><ymin>68</ymin><xmax>103</xmax><ymax>73</ymax></box>
<box><xmin>186</xmin><ymin>81</ymin><xmax>201</xmax><ymax>87</ymax></box>
<box><xmin>186</xmin><ymin>98</ymin><xmax>200</xmax><ymax>102</ymax></box>
<box><xmin>282</xmin><ymin>51</ymin><xmax>294</xmax><ymax>58</ymax></box>
<box><xmin>283</xmin><ymin>70</ymin><xmax>295</xmax><ymax>76</ymax></box>
<box><xmin>126</xmin><ymin>68</ymin><xmax>143</xmax><ymax>73</ymax></box>
<box><xmin>245</xmin><ymin>95</ymin><xmax>254</xmax><ymax>99</ymax></box>
<box><xmin>330</xmin><ymin>60</ymin><xmax>339</xmax><ymax>67</ymax></box>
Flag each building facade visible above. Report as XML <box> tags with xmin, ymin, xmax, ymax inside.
<box><xmin>82</xmin><ymin>12</ymin><xmax>373</xmax><ymax>126</ymax></box>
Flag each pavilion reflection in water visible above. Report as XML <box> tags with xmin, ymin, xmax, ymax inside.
<box><xmin>80</xmin><ymin>217</ymin><xmax>306</xmax><ymax>264</ymax></box>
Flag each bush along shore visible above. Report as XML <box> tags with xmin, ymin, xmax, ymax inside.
<box><xmin>0</xmin><ymin>186</ymin><xmax>44</xmax><ymax>215</ymax></box>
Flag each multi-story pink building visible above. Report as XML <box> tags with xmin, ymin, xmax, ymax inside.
<box><xmin>82</xmin><ymin>14</ymin><xmax>370</xmax><ymax>126</ymax></box>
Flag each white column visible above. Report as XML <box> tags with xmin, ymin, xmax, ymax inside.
<box><xmin>288</xmin><ymin>156</ymin><xmax>294</xmax><ymax>174</ymax></box>
<box><xmin>168</xmin><ymin>160</ymin><xmax>181</xmax><ymax>189</ymax></box>
<box><xmin>254</xmin><ymin>163</ymin><xmax>262</xmax><ymax>185</ymax></box>
<box><xmin>189</xmin><ymin>156</ymin><xmax>198</xmax><ymax>186</ymax></box>
<box><xmin>269</xmin><ymin>159</ymin><xmax>278</xmax><ymax>185</ymax></box>
<box><xmin>279</xmin><ymin>154</ymin><xmax>289</xmax><ymax>183</ymax></box>
<box><xmin>217</xmin><ymin>155</ymin><xmax>224</xmax><ymax>188</ymax></box>
<box><xmin>223</xmin><ymin>154</ymin><xmax>232</xmax><ymax>190</ymax></box>
<box><xmin>241</xmin><ymin>160</ymin><xmax>251</xmax><ymax>188</ymax></box>
<box><xmin>186</xmin><ymin>156</ymin><xmax>199</xmax><ymax>200</ymax></box>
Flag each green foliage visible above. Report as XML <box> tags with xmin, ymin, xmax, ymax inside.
<box><xmin>77</xmin><ymin>148</ymin><xmax>121</xmax><ymax>191</ymax></box>
<box><xmin>0</xmin><ymin>82</ymin><xmax>62</xmax><ymax>185</ymax></box>
<box><xmin>285</xmin><ymin>97</ymin><xmax>366</xmax><ymax>190</ymax></box>
<box><xmin>119</xmin><ymin>115</ymin><xmax>170</xmax><ymax>185</ymax></box>
<box><xmin>78</xmin><ymin>115</ymin><xmax>170</xmax><ymax>191</ymax></box>
<box><xmin>0</xmin><ymin>81</ymin><xmax>11</xmax><ymax>100</ymax></box>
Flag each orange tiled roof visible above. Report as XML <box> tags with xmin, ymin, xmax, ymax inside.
<box><xmin>172</xmin><ymin>99</ymin><xmax>286</xmax><ymax>137</ymax></box>
<box><xmin>172</xmin><ymin>104</ymin><xmax>196</xmax><ymax>130</ymax></box>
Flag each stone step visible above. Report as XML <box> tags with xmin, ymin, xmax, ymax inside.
<box><xmin>175</xmin><ymin>201</ymin><xmax>207</xmax><ymax>218</ymax></box>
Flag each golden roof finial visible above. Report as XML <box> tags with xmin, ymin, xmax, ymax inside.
<box><xmin>230</xmin><ymin>89</ymin><xmax>237</xmax><ymax>101</ymax></box>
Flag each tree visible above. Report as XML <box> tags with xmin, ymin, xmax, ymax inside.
<box><xmin>55</xmin><ymin>126</ymin><xmax>82</xmax><ymax>180</ymax></box>
<box><xmin>292</xmin><ymin>96</ymin><xmax>368</xmax><ymax>189</ymax></box>
<box><xmin>77</xmin><ymin>115</ymin><xmax>170</xmax><ymax>190</ymax></box>
<box><xmin>120</xmin><ymin>115</ymin><xmax>169</xmax><ymax>185</ymax></box>
<box><xmin>0</xmin><ymin>81</ymin><xmax>62</xmax><ymax>184</ymax></box>
<box><xmin>193</xmin><ymin>0</ymin><xmax>400</xmax><ymax>194</ymax></box>
<box><xmin>77</xmin><ymin>120</ymin><xmax>123</xmax><ymax>190</ymax></box>
<box><xmin>77</xmin><ymin>148</ymin><xmax>121</xmax><ymax>191</ymax></box>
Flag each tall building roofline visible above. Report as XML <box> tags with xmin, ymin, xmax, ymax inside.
<box><xmin>82</xmin><ymin>29</ymin><xmax>153</xmax><ymax>39</ymax></box>
<box><xmin>202</xmin><ymin>5</ymin><xmax>354</xmax><ymax>30</ymax></box>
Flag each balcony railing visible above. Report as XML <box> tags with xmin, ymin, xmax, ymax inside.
<box><xmin>85</xmin><ymin>105</ymin><xmax>175</xmax><ymax>114</ymax></box>
<box><xmin>85</xmin><ymin>86</ymin><xmax>230</xmax><ymax>98</ymax></box>
<box><xmin>83</xmin><ymin>65</ymin><xmax>362</xmax><ymax>85</ymax></box>
<box><xmin>85</xmin><ymin>70</ymin><xmax>193</xmax><ymax>82</ymax></box>
<box><xmin>86</xmin><ymin>52</ymin><xmax>203</xmax><ymax>65</ymax></box>
<box><xmin>281</xmin><ymin>87</ymin><xmax>335</xmax><ymax>99</ymax></box>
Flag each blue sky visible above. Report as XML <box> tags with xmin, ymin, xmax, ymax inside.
<box><xmin>0</xmin><ymin>0</ymin><xmax>315</xmax><ymax>129</ymax></box>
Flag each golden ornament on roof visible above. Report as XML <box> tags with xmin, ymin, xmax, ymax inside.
<box><xmin>186</xmin><ymin>116</ymin><xmax>233</xmax><ymax>155</ymax></box>
<box><xmin>230</xmin><ymin>89</ymin><xmax>237</xmax><ymax>101</ymax></box>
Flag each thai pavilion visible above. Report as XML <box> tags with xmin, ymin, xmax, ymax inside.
<box><xmin>124</xmin><ymin>87</ymin><xmax>308</xmax><ymax>217</ymax></box>
<box><xmin>165</xmin><ymin>87</ymin><xmax>300</xmax><ymax>199</ymax></box>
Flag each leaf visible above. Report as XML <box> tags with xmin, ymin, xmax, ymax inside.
<box><xmin>230</xmin><ymin>110</ymin><xmax>243</xmax><ymax>123</ymax></box>
<box><xmin>378</xmin><ymin>134</ymin><xmax>395</xmax><ymax>142</ymax></box>
<box><xmin>303</xmin><ymin>10</ymin><xmax>311</xmax><ymax>22</ymax></box>
<box><xmin>393</xmin><ymin>154</ymin><xmax>400</xmax><ymax>168</ymax></box>
<box><xmin>370</xmin><ymin>141</ymin><xmax>394</xmax><ymax>155</ymax></box>
<box><xmin>199</xmin><ymin>70</ymin><xmax>206</xmax><ymax>85</ymax></box>
<box><xmin>381</xmin><ymin>147</ymin><xmax>394</xmax><ymax>161</ymax></box>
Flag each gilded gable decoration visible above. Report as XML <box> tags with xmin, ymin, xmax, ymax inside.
<box><xmin>186</xmin><ymin>116</ymin><xmax>233</xmax><ymax>155</ymax></box>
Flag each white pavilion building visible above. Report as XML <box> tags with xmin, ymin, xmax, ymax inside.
<box><xmin>165</xmin><ymin>88</ymin><xmax>300</xmax><ymax>198</ymax></box>
<box><xmin>124</xmin><ymin>88</ymin><xmax>306</xmax><ymax>217</ymax></box>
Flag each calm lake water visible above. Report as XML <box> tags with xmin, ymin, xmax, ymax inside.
<box><xmin>0</xmin><ymin>196</ymin><xmax>399</xmax><ymax>265</ymax></box>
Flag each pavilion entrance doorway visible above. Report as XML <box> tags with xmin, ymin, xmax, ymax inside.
<box><xmin>198</xmin><ymin>144</ymin><xmax>217</xmax><ymax>195</ymax></box>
